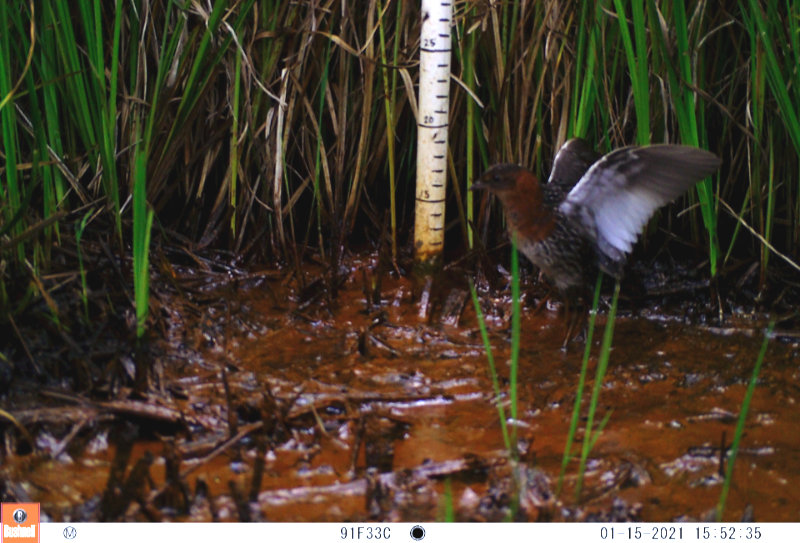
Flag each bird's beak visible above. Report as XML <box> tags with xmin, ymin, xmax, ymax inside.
<box><xmin>469</xmin><ymin>180</ymin><xmax>487</xmax><ymax>191</ymax></box>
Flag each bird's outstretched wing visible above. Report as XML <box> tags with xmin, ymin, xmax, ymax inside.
<box><xmin>559</xmin><ymin>145</ymin><xmax>721</xmax><ymax>276</ymax></box>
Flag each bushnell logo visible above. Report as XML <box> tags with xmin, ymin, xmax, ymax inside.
<box><xmin>1</xmin><ymin>502</ymin><xmax>40</xmax><ymax>542</ymax></box>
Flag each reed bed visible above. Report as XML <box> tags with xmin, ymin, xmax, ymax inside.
<box><xmin>1</xmin><ymin>0</ymin><xmax>798</xmax><ymax>332</ymax></box>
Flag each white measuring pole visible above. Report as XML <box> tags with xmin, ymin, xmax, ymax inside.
<box><xmin>414</xmin><ymin>0</ymin><xmax>453</xmax><ymax>271</ymax></box>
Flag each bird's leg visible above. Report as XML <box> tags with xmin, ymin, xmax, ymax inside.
<box><xmin>560</xmin><ymin>293</ymin><xmax>589</xmax><ymax>349</ymax></box>
<box><xmin>562</xmin><ymin>310</ymin><xmax>578</xmax><ymax>349</ymax></box>
<box><xmin>572</xmin><ymin>301</ymin><xmax>589</xmax><ymax>341</ymax></box>
<box><xmin>561</xmin><ymin>318</ymin><xmax>573</xmax><ymax>350</ymax></box>
<box><xmin>560</xmin><ymin>297</ymin><xmax>575</xmax><ymax>349</ymax></box>
<box><xmin>531</xmin><ymin>284</ymin><xmax>552</xmax><ymax>315</ymax></box>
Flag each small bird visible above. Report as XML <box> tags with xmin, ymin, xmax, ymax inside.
<box><xmin>471</xmin><ymin>138</ymin><xmax>721</xmax><ymax>344</ymax></box>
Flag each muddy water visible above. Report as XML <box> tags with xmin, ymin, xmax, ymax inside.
<box><xmin>7</xmin><ymin>259</ymin><xmax>800</xmax><ymax>522</ymax></box>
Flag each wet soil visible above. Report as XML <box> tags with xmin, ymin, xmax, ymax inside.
<box><xmin>2</xmin><ymin>254</ymin><xmax>800</xmax><ymax>522</ymax></box>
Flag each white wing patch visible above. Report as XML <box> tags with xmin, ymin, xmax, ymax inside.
<box><xmin>594</xmin><ymin>185</ymin><xmax>660</xmax><ymax>254</ymax></box>
<box><xmin>559</xmin><ymin>145</ymin><xmax>720</xmax><ymax>274</ymax></box>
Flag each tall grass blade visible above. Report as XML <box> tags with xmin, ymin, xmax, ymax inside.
<box><xmin>0</xmin><ymin>0</ymin><xmax>24</xmax><ymax>262</ymax></box>
<box><xmin>743</xmin><ymin>0</ymin><xmax>800</xmax><ymax>153</ymax></box>
<box><xmin>570</xmin><ymin>2</ymin><xmax>605</xmax><ymax>138</ymax></box>
<box><xmin>509</xmin><ymin>234</ymin><xmax>521</xmax><ymax>447</ymax></box>
<box><xmin>469</xmin><ymin>280</ymin><xmax>512</xmax><ymax>454</ymax></box>
<box><xmin>575</xmin><ymin>280</ymin><xmax>621</xmax><ymax>500</ymax></box>
<box><xmin>613</xmin><ymin>0</ymin><xmax>650</xmax><ymax>144</ymax></box>
<box><xmin>441</xmin><ymin>478</ymin><xmax>455</xmax><ymax>521</ymax></box>
<box><xmin>557</xmin><ymin>272</ymin><xmax>603</xmax><ymax>496</ymax></box>
<box><xmin>75</xmin><ymin>210</ymin><xmax>93</xmax><ymax>323</ymax></box>
<box><xmin>716</xmin><ymin>320</ymin><xmax>774</xmax><ymax>520</ymax></box>
<box><xmin>132</xmin><ymin>139</ymin><xmax>153</xmax><ymax>339</ymax></box>
<box><xmin>229</xmin><ymin>45</ymin><xmax>242</xmax><ymax>237</ymax></box>
<box><xmin>670</xmin><ymin>0</ymin><xmax>719</xmax><ymax>276</ymax></box>
<box><xmin>377</xmin><ymin>0</ymin><xmax>398</xmax><ymax>261</ymax></box>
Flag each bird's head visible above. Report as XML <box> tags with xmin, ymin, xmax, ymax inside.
<box><xmin>470</xmin><ymin>163</ymin><xmax>535</xmax><ymax>196</ymax></box>
<box><xmin>471</xmin><ymin>163</ymin><xmax>555</xmax><ymax>241</ymax></box>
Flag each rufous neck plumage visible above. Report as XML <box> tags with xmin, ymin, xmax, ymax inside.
<box><xmin>494</xmin><ymin>169</ymin><xmax>556</xmax><ymax>243</ymax></box>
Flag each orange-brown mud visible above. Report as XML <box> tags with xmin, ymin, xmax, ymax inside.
<box><xmin>2</xmin><ymin>254</ymin><xmax>799</xmax><ymax>522</ymax></box>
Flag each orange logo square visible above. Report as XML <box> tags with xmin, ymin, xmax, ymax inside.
<box><xmin>1</xmin><ymin>503</ymin><xmax>39</xmax><ymax>543</ymax></box>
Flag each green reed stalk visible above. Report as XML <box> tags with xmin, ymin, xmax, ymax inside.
<box><xmin>471</xmin><ymin>260</ymin><xmax>521</xmax><ymax>520</ymax></box>
<box><xmin>160</xmin><ymin>0</ymin><xmax>256</xmax><ymax>167</ymax></box>
<box><xmin>0</xmin><ymin>1</ymin><xmax>23</xmax><ymax>263</ymax></box>
<box><xmin>724</xmin><ymin>16</ymin><xmax>764</xmax><ymax>270</ymax></box>
<box><xmin>557</xmin><ymin>272</ymin><xmax>602</xmax><ymax>496</ymax></box>
<box><xmin>722</xmin><ymin>192</ymin><xmax>751</xmax><ymax>269</ymax></box>
<box><xmin>716</xmin><ymin>321</ymin><xmax>774</xmax><ymax>520</ymax></box>
<box><xmin>788</xmin><ymin>0</ymin><xmax>800</xmax><ymax>246</ymax></box>
<box><xmin>613</xmin><ymin>0</ymin><xmax>650</xmax><ymax>144</ymax></box>
<box><xmin>377</xmin><ymin>0</ymin><xmax>398</xmax><ymax>261</ymax></box>
<box><xmin>464</xmin><ymin>16</ymin><xmax>477</xmax><ymax>249</ymax></box>
<box><xmin>52</xmin><ymin>0</ymin><xmax>122</xmax><ymax>237</ymax></box>
<box><xmin>129</xmin><ymin>0</ymin><xmax>183</xmax><ymax>338</ymax></box>
<box><xmin>230</xmin><ymin>46</ymin><xmax>242</xmax><ymax>237</ymax></box>
<box><xmin>106</xmin><ymin>0</ymin><xmax>123</xmax><ymax>234</ymax></box>
<box><xmin>749</xmin><ymin>21</ymin><xmax>766</xmax><ymax>285</ymax></box>
<box><xmin>75</xmin><ymin>211</ymin><xmax>93</xmax><ymax>323</ymax></box>
<box><xmin>741</xmin><ymin>0</ymin><xmax>800</xmax><ymax>279</ymax></box>
<box><xmin>743</xmin><ymin>0</ymin><xmax>800</xmax><ymax>153</ymax></box>
<box><xmin>569</xmin><ymin>2</ymin><xmax>591</xmax><ymax>137</ymax></box>
<box><xmin>24</xmin><ymin>71</ymin><xmax>59</xmax><ymax>264</ymax></box>
<box><xmin>668</xmin><ymin>0</ymin><xmax>719</xmax><ymax>276</ymax></box>
<box><xmin>442</xmin><ymin>478</ymin><xmax>455</xmax><ymax>522</ymax></box>
<box><xmin>501</xmin><ymin>0</ymin><xmax>520</xmax><ymax>70</ymax></box>
<box><xmin>469</xmin><ymin>280</ymin><xmax>512</xmax><ymax>454</ymax></box>
<box><xmin>132</xmin><ymin>140</ymin><xmax>154</xmax><ymax>339</ymax></box>
<box><xmin>570</xmin><ymin>1</ymin><xmax>605</xmax><ymax>138</ymax></box>
<box><xmin>38</xmin><ymin>5</ymin><xmax>67</xmax><ymax>231</ymax></box>
<box><xmin>161</xmin><ymin>0</ymin><xmax>228</xmax><ymax>151</ymax></box>
<box><xmin>575</xmin><ymin>280</ymin><xmax>620</xmax><ymax>500</ymax></box>
<box><xmin>142</xmin><ymin>1</ymin><xmax>184</xmax><ymax>147</ymax></box>
<box><xmin>509</xmin><ymin>234</ymin><xmax>521</xmax><ymax>447</ymax></box>
<box><xmin>762</xmin><ymin>128</ymin><xmax>775</xmax><ymax>284</ymax></box>
<box><xmin>312</xmin><ymin>40</ymin><xmax>332</xmax><ymax>258</ymax></box>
